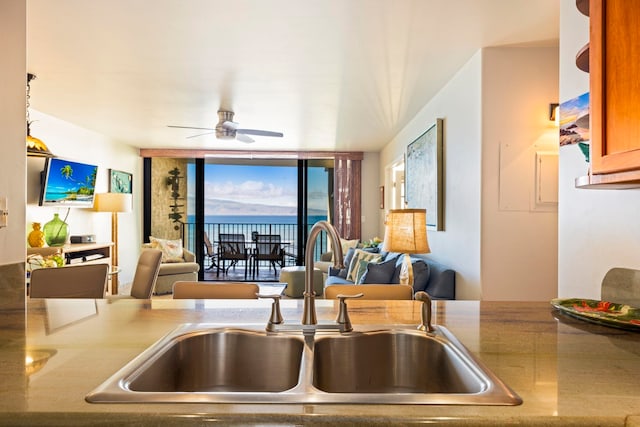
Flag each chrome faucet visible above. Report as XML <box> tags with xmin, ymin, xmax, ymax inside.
<box><xmin>302</xmin><ymin>220</ymin><xmax>344</xmax><ymax>325</ymax></box>
<box><xmin>415</xmin><ymin>291</ymin><xmax>435</xmax><ymax>333</ymax></box>
<box><xmin>260</xmin><ymin>220</ymin><xmax>347</xmax><ymax>335</ymax></box>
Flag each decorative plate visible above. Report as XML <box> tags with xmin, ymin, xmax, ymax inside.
<box><xmin>550</xmin><ymin>298</ymin><xmax>640</xmax><ymax>332</ymax></box>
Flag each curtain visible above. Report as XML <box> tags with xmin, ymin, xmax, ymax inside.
<box><xmin>334</xmin><ymin>155</ymin><xmax>361</xmax><ymax>240</ymax></box>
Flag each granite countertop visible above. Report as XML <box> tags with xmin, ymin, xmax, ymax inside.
<box><xmin>2</xmin><ymin>298</ymin><xmax>639</xmax><ymax>426</ymax></box>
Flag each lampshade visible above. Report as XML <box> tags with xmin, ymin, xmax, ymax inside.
<box><xmin>382</xmin><ymin>209</ymin><xmax>430</xmax><ymax>254</ymax></box>
<box><xmin>94</xmin><ymin>193</ymin><xmax>132</xmax><ymax>213</ymax></box>
<box><xmin>26</xmin><ymin>74</ymin><xmax>54</xmax><ymax>158</ymax></box>
<box><xmin>26</xmin><ymin>134</ymin><xmax>54</xmax><ymax>157</ymax></box>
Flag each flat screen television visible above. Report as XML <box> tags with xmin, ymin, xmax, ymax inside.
<box><xmin>39</xmin><ymin>157</ymin><xmax>99</xmax><ymax>207</ymax></box>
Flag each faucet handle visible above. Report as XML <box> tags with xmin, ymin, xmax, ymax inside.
<box><xmin>414</xmin><ymin>291</ymin><xmax>435</xmax><ymax>333</ymax></box>
<box><xmin>335</xmin><ymin>293</ymin><xmax>363</xmax><ymax>332</ymax></box>
<box><xmin>257</xmin><ymin>293</ymin><xmax>283</xmax><ymax>331</ymax></box>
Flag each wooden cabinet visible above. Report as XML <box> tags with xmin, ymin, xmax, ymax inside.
<box><xmin>28</xmin><ymin>242</ymin><xmax>116</xmax><ymax>294</ymax></box>
<box><xmin>579</xmin><ymin>0</ymin><xmax>640</xmax><ymax>188</ymax></box>
<box><xmin>28</xmin><ymin>242</ymin><xmax>113</xmax><ymax>267</ymax></box>
<box><xmin>63</xmin><ymin>242</ymin><xmax>113</xmax><ymax>266</ymax></box>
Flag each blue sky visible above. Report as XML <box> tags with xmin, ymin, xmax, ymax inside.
<box><xmin>187</xmin><ymin>164</ymin><xmax>329</xmax><ymax>215</ymax></box>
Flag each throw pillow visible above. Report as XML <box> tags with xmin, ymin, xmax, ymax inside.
<box><xmin>149</xmin><ymin>236</ymin><xmax>184</xmax><ymax>263</ymax></box>
<box><xmin>346</xmin><ymin>249</ymin><xmax>382</xmax><ymax>282</ymax></box>
<box><xmin>328</xmin><ymin>266</ymin><xmax>342</xmax><ymax>277</ymax></box>
<box><xmin>352</xmin><ymin>258</ymin><xmax>372</xmax><ymax>284</ymax></box>
<box><xmin>358</xmin><ymin>255</ymin><xmax>399</xmax><ymax>284</ymax></box>
<box><xmin>340</xmin><ymin>238</ymin><xmax>360</xmax><ymax>255</ymax></box>
<box><xmin>331</xmin><ymin>247</ymin><xmax>356</xmax><ymax>279</ymax></box>
<box><xmin>411</xmin><ymin>260</ymin><xmax>431</xmax><ymax>292</ymax></box>
<box><xmin>391</xmin><ymin>257</ymin><xmax>431</xmax><ymax>292</ymax></box>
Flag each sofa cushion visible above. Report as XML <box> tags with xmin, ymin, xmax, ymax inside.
<box><xmin>391</xmin><ymin>257</ymin><xmax>431</xmax><ymax>293</ymax></box>
<box><xmin>149</xmin><ymin>236</ymin><xmax>184</xmax><ymax>262</ymax></box>
<box><xmin>346</xmin><ymin>249</ymin><xmax>382</xmax><ymax>283</ymax></box>
<box><xmin>325</xmin><ymin>275</ymin><xmax>354</xmax><ymax>285</ymax></box>
<box><xmin>358</xmin><ymin>255</ymin><xmax>399</xmax><ymax>284</ymax></box>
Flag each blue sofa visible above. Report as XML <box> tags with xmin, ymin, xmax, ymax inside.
<box><xmin>324</xmin><ymin>249</ymin><xmax>456</xmax><ymax>300</ymax></box>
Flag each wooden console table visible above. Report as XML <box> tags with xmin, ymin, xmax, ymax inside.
<box><xmin>28</xmin><ymin>242</ymin><xmax>116</xmax><ymax>294</ymax></box>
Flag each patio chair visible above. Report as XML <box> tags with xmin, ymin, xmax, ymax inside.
<box><xmin>203</xmin><ymin>232</ymin><xmax>217</xmax><ymax>270</ymax></box>
<box><xmin>252</xmin><ymin>234</ymin><xmax>286</xmax><ymax>278</ymax></box>
<box><xmin>217</xmin><ymin>233</ymin><xmax>251</xmax><ymax>279</ymax></box>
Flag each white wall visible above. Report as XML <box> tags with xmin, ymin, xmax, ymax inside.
<box><xmin>380</xmin><ymin>51</ymin><xmax>483</xmax><ymax>300</ymax></box>
<box><xmin>25</xmin><ymin>110</ymin><xmax>142</xmax><ymax>287</ymax></box>
<box><xmin>379</xmin><ymin>46</ymin><xmax>559</xmax><ymax>301</ymax></box>
<box><xmin>558</xmin><ymin>0</ymin><xmax>640</xmax><ymax>299</ymax></box>
<box><xmin>0</xmin><ymin>0</ymin><xmax>26</xmax><ymax>266</ymax></box>
<box><xmin>360</xmin><ymin>151</ymin><xmax>381</xmax><ymax>241</ymax></box>
<box><xmin>480</xmin><ymin>47</ymin><xmax>559</xmax><ymax>301</ymax></box>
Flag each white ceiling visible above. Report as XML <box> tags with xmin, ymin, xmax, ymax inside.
<box><xmin>27</xmin><ymin>0</ymin><xmax>559</xmax><ymax>153</ymax></box>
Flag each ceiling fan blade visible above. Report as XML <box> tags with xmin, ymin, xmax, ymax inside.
<box><xmin>168</xmin><ymin>125</ymin><xmax>216</xmax><ymax>131</ymax></box>
<box><xmin>221</xmin><ymin>121</ymin><xmax>240</xmax><ymax>131</ymax></box>
<box><xmin>186</xmin><ymin>131</ymin><xmax>215</xmax><ymax>139</ymax></box>
<box><xmin>236</xmin><ymin>133</ymin><xmax>255</xmax><ymax>143</ymax></box>
<box><xmin>236</xmin><ymin>129</ymin><xmax>284</xmax><ymax>137</ymax></box>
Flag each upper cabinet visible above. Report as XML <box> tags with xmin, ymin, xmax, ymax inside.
<box><xmin>579</xmin><ymin>0</ymin><xmax>640</xmax><ymax>188</ymax></box>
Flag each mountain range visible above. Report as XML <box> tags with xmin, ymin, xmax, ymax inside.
<box><xmin>205</xmin><ymin>198</ymin><xmax>327</xmax><ymax>216</ymax></box>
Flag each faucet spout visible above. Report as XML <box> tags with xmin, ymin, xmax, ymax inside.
<box><xmin>302</xmin><ymin>221</ymin><xmax>344</xmax><ymax>325</ymax></box>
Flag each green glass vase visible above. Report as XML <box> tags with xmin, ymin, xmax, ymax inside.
<box><xmin>43</xmin><ymin>213</ymin><xmax>69</xmax><ymax>247</ymax></box>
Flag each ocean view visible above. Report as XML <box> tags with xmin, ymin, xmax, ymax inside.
<box><xmin>187</xmin><ymin>215</ymin><xmax>327</xmax><ymax>225</ymax></box>
<box><xmin>183</xmin><ymin>214</ymin><xmax>331</xmax><ymax>259</ymax></box>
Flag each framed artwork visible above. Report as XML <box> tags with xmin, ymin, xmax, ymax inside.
<box><xmin>109</xmin><ymin>169</ymin><xmax>133</xmax><ymax>194</ymax></box>
<box><xmin>405</xmin><ymin>118</ymin><xmax>444</xmax><ymax>231</ymax></box>
<box><xmin>379</xmin><ymin>186</ymin><xmax>385</xmax><ymax>209</ymax></box>
<box><xmin>559</xmin><ymin>91</ymin><xmax>590</xmax><ymax>163</ymax></box>
<box><xmin>559</xmin><ymin>92</ymin><xmax>590</xmax><ymax>146</ymax></box>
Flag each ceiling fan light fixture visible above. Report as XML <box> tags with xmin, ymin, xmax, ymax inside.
<box><xmin>168</xmin><ymin>109</ymin><xmax>281</xmax><ymax>144</ymax></box>
<box><xmin>214</xmin><ymin>123</ymin><xmax>236</xmax><ymax>140</ymax></box>
<box><xmin>215</xmin><ymin>110</ymin><xmax>236</xmax><ymax>139</ymax></box>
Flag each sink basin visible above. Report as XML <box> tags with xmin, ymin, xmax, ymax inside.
<box><xmin>87</xmin><ymin>324</ymin><xmax>521</xmax><ymax>405</ymax></box>
<box><xmin>313</xmin><ymin>330</ymin><xmax>483</xmax><ymax>394</ymax></box>
<box><xmin>86</xmin><ymin>326</ymin><xmax>306</xmax><ymax>403</ymax></box>
<box><xmin>127</xmin><ymin>328</ymin><xmax>304</xmax><ymax>393</ymax></box>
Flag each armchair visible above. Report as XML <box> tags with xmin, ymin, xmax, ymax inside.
<box><xmin>142</xmin><ymin>243</ymin><xmax>200</xmax><ymax>295</ymax></box>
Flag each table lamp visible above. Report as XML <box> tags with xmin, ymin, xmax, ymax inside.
<box><xmin>382</xmin><ymin>209</ymin><xmax>430</xmax><ymax>286</ymax></box>
<box><xmin>94</xmin><ymin>192</ymin><xmax>132</xmax><ymax>294</ymax></box>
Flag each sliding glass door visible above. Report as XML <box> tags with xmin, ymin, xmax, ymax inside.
<box><xmin>145</xmin><ymin>157</ymin><xmax>334</xmax><ymax>280</ymax></box>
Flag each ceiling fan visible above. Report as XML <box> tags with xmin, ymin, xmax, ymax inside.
<box><xmin>168</xmin><ymin>110</ymin><xmax>284</xmax><ymax>143</ymax></box>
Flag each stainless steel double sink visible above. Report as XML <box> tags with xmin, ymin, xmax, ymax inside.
<box><xmin>86</xmin><ymin>323</ymin><xmax>522</xmax><ymax>405</ymax></box>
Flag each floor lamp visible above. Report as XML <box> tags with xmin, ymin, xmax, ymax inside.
<box><xmin>94</xmin><ymin>193</ymin><xmax>132</xmax><ymax>295</ymax></box>
<box><xmin>382</xmin><ymin>209</ymin><xmax>430</xmax><ymax>287</ymax></box>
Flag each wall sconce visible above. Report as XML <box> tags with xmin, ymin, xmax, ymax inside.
<box><xmin>0</xmin><ymin>197</ymin><xmax>8</xmax><ymax>228</ymax></box>
<box><xmin>549</xmin><ymin>103</ymin><xmax>560</xmax><ymax>124</ymax></box>
<box><xmin>26</xmin><ymin>73</ymin><xmax>55</xmax><ymax>158</ymax></box>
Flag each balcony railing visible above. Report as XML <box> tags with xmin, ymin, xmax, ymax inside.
<box><xmin>181</xmin><ymin>221</ymin><xmax>329</xmax><ymax>270</ymax></box>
